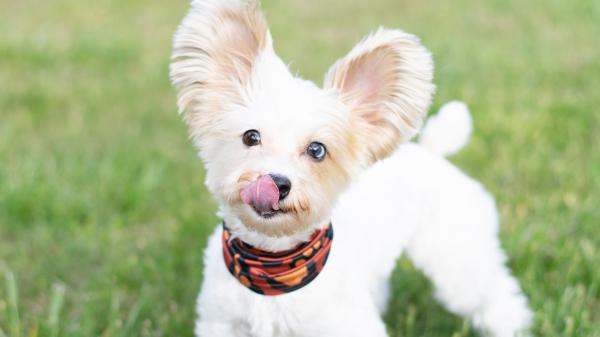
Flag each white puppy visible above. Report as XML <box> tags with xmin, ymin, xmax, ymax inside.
<box><xmin>170</xmin><ymin>1</ymin><xmax>532</xmax><ymax>336</ymax></box>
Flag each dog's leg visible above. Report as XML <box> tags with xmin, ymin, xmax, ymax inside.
<box><xmin>403</xmin><ymin>192</ymin><xmax>532</xmax><ymax>337</ymax></box>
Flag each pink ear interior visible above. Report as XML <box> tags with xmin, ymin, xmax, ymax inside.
<box><xmin>210</xmin><ymin>7</ymin><xmax>269</xmax><ymax>85</ymax></box>
<box><xmin>341</xmin><ymin>46</ymin><xmax>397</xmax><ymax>118</ymax></box>
<box><xmin>323</xmin><ymin>29</ymin><xmax>433</xmax><ymax>161</ymax></box>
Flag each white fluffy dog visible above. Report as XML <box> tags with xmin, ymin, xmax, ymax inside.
<box><xmin>169</xmin><ymin>1</ymin><xmax>532</xmax><ymax>336</ymax></box>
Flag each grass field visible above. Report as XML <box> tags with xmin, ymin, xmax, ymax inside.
<box><xmin>1</xmin><ymin>0</ymin><xmax>599</xmax><ymax>336</ymax></box>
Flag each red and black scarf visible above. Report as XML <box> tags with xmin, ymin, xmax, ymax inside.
<box><xmin>222</xmin><ymin>224</ymin><xmax>333</xmax><ymax>295</ymax></box>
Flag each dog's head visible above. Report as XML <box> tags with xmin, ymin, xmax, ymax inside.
<box><xmin>170</xmin><ymin>0</ymin><xmax>434</xmax><ymax>237</ymax></box>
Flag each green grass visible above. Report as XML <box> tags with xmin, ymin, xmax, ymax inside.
<box><xmin>0</xmin><ymin>0</ymin><xmax>598</xmax><ymax>336</ymax></box>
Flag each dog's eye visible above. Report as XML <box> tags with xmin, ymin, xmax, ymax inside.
<box><xmin>306</xmin><ymin>142</ymin><xmax>326</xmax><ymax>161</ymax></box>
<box><xmin>242</xmin><ymin>130</ymin><xmax>261</xmax><ymax>146</ymax></box>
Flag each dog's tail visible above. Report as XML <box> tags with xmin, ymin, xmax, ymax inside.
<box><xmin>418</xmin><ymin>101</ymin><xmax>473</xmax><ymax>157</ymax></box>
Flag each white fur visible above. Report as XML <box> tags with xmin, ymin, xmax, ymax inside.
<box><xmin>170</xmin><ymin>1</ymin><xmax>532</xmax><ymax>336</ymax></box>
<box><xmin>195</xmin><ymin>120</ymin><xmax>532</xmax><ymax>337</ymax></box>
<box><xmin>420</xmin><ymin>100</ymin><xmax>473</xmax><ymax>156</ymax></box>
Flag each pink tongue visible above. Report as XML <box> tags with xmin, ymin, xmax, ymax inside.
<box><xmin>240</xmin><ymin>175</ymin><xmax>280</xmax><ymax>214</ymax></box>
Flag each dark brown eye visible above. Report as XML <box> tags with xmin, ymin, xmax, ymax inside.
<box><xmin>307</xmin><ymin>142</ymin><xmax>326</xmax><ymax>161</ymax></box>
<box><xmin>242</xmin><ymin>129</ymin><xmax>261</xmax><ymax>146</ymax></box>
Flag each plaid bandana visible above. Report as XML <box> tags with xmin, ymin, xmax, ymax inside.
<box><xmin>222</xmin><ymin>223</ymin><xmax>334</xmax><ymax>295</ymax></box>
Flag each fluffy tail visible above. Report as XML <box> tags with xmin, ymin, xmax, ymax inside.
<box><xmin>419</xmin><ymin>101</ymin><xmax>472</xmax><ymax>157</ymax></box>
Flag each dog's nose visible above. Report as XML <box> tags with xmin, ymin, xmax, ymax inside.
<box><xmin>269</xmin><ymin>174</ymin><xmax>291</xmax><ymax>201</ymax></box>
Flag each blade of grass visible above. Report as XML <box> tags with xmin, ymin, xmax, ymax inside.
<box><xmin>47</xmin><ymin>283</ymin><xmax>65</xmax><ymax>337</ymax></box>
<box><xmin>459</xmin><ymin>319</ymin><xmax>471</xmax><ymax>337</ymax></box>
<box><xmin>404</xmin><ymin>305</ymin><xmax>416</xmax><ymax>336</ymax></box>
<box><xmin>100</xmin><ymin>291</ymin><xmax>122</xmax><ymax>337</ymax></box>
<box><xmin>117</xmin><ymin>289</ymin><xmax>148</xmax><ymax>337</ymax></box>
<box><xmin>4</xmin><ymin>269</ymin><xmax>20</xmax><ymax>337</ymax></box>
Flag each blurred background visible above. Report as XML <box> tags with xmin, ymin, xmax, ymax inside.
<box><xmin>0</xmin><ymin>0</ymin><xmax>598</xmax><ymax>336</ymax></box>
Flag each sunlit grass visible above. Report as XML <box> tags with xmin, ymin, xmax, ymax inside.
<box><xmin>1</xmin><ymin>0</ymin><xmax>598</xmax><ymax>336</ymax></box>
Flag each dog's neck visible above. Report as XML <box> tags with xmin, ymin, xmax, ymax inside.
<box><xmin>219</xmin><ymin>208</ymin><xmax>330</xmax><ymax>252</ymax></box>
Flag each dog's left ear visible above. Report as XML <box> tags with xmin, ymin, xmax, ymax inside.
<box><xmin>324</xmin><ymin>28</ymin><xmax>435</xmax><ymax>162</ymax></box>
<box><xmin>170</xmin><ymin>0</ymin><xmax>271</xmax><ymax>144</ymax></box>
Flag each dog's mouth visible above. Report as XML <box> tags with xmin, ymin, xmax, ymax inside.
<box><xmin>251</xmin><ymin>204</ymin><xmax>287</xmax><ymax>219</ymax></box>
<box><xmin>241</xmin><ymin>175</ymin><xmax>288</xmax><ymax>219</ymax></box>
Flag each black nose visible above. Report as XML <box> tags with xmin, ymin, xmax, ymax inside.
<box><xmin>269</xmin><ymin>174</ymin><xmax>291</xmax><ymax>201</ymax></box>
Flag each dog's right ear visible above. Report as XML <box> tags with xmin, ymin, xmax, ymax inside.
<box><xmin>324</xmin><ymin>28</ymin><xmax>434</xmax><ymax>163</ymax></box>
<box><xmin>170</xmin><ymin>0</ymin><xmax>270</xmax><ymax>140</ymax></box>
